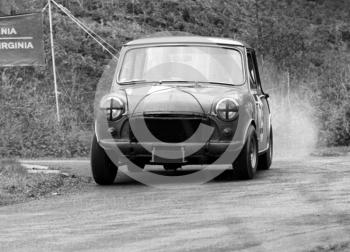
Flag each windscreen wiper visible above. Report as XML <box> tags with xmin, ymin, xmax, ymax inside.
<box><xmin>160</xmin><ymin>80</ymin><xmax>235</xmax><ymax>86</ymax></box>
<box><xmin>158</xmin><ymin>80</ymin><xmax>202</xmax><ymax>86</ymax></box>
<box><xmin>118</xmin><ymin>80</ymin><xmax>155</xmax><ymax>85</ymax></box>
<box><xmin>198</xmin><ymin>81</ymin><xmax>234</xmax><ymax>86</ymax></box>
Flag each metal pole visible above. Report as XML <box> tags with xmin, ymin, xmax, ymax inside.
<box><xmin>287</xmin><ymin>70</ymin><xmax>291</xmax><ymax>108</ymax></box>
<box><xmin>48</xmin><ymin>0</ymin><xmax>60</xmax><ymax>122</ymax></box>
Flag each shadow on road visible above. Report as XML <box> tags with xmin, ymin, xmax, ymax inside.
<box><xmin>110</xmin><ymin>167</ymin><xmax>271</xmax><ymax>187</ymax></box>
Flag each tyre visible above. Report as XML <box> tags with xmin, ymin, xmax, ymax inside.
<box><xmin>258</xmin><ymin>129</ymin><xmax>273</xmax><ymax>170</ymax></box>
<box><xmin>91</xmin><ymin>135</ymin><xmax>118</xmax><ymax>185</ymax></box>
<box><xmin>234</xmin><ymin>125</ymin><xmax>258</xmax><ymax>180</ymax></box>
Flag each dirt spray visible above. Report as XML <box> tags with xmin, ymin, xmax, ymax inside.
<box><xmin>270</xmin><ymin>93</ymin><xmax>318</xmax><ymax>159</ymax></box>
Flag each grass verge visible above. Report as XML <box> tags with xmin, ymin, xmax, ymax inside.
<box><xmin>0</xmin><ymin>159</ymin><xmax>91</xmax><ymax>206</ymax></box>
<box><xmin>311</xmin><ymin>146</ymin><xmax>350</xmax><ymax>157</ymax></box>
<box><xmin>309</xmin><ymin>241</ymin><xmax>350</xmax><ymax>252</ymax></box>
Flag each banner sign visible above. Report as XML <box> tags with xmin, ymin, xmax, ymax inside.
<box><xmin>0</xmin><ymin>13</ymin><xmax>45</xmax><ymax>66</ymax></box>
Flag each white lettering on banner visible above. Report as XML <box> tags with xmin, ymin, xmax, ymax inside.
<box><xmin>0</xmin><ymin>27</ymin><xmax>34</xmax><ymax>50</ymax></box>
<box><xmin>0</xmin><ymin>42</ymin><xmax>34</xmax><ymax>50</ymax></box>
<box><xmin>0</xmin><ymin>27</ymin><xmax>17</xmax><ymax>35</ymax></box>
<box><xmin>0</xmin><ymin>13</ymin><xmax>45</xmax><ymax>66</ymax></box>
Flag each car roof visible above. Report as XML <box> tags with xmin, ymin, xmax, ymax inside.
<box><xmin>125</xmin><ymin>36</ymin><xmax>252</xmax><ymax>48</ymax></box>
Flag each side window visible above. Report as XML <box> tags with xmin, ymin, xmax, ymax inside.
<box><xmin>247</xmin><ymin>52</ymin><xmax>258</xmax><ymax>91</ymax></box>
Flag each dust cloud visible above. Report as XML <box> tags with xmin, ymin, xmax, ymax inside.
<box><xmin>270</xmin><ymin>93</ymin><xmax>319</xmax><ymax>160</ymax></box>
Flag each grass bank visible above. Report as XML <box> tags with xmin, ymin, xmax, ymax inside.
<box><xmin>0</xmin><ymin>160</ymin><xmax>91</xmax><ymax>206</ymax></box>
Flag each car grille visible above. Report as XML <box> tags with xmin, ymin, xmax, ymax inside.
<box><xmin>129</xmin><ymin>115</ymin><xmax>215</xmax><ymax>143</ymax></box>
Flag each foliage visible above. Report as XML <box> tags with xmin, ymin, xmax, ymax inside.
<box><xmin>0</xmin><ymin>0</ymin><xmax>349</xmax><ymax>158</ymax></box>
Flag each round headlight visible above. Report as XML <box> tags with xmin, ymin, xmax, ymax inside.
<box><xmin>215</xmin><ymin>98</ymin><xmax>239</xmax><ymax>121</ymax></box>
<box><xmin>100</xmin><ymin>96</ymin><xmax>125</xmax><ymax>121</ymax></box>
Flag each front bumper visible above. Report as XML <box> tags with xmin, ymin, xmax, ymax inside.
<box><xmin>98</xmin><ymin>139</ymin><xmax>243</xmax><ymax>164</ymax></box>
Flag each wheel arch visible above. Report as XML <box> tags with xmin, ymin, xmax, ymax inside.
<box><xmin>240</xmin><ymin>119</ymin><xmax>257</xmax><ymax>145</ymax></box>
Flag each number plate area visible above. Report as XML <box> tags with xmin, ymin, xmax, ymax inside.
<box><xmin>151</xmin><ymin>146</ymin><xmax>186</xmax><ymax>163</ymax></box>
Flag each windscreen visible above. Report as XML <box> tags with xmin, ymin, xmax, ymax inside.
<box><xmin>119</xmin><ymin>46</ymin><xmax>244</xmax><ymax>85</ymax></box>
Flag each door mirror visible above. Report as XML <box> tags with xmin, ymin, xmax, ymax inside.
<box><xmin>258</xmin><ymin>93</ymin><xmax>269</xmax><ymax>99</ymax></box>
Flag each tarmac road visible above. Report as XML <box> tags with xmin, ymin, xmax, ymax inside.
<box><xmin>1</xmin><ymin>156</ymin><xmax>350</xmax><ymax>252</ymax></box>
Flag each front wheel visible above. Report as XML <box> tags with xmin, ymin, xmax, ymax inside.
<box><xmin>234</xmin><ymin>125</ymin><xmax>259</xmax><ymax>180</ymax></box>
<box><xmin>91</xmin><ymin>135</ymin><xmax>118</xmax><ymax>185</ymax></box>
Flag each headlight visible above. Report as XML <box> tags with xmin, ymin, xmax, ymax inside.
<box><xmin>100</xmin><ymin>96</ymin><xmax>125</xmax><ymax>121</ymax></box>
<box><xmin>215</xmin><ymin>98</ymin><xmax>239</xmax><ymax>121</ymax></box>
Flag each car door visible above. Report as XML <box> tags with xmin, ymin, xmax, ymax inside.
<box><xmin>247</xmin><ymin>50</ymin><xmax>270</xmax><ymax>152</ymax></box>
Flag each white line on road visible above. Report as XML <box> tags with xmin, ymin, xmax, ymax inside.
<box><xmin>0</xmin><ymin>37</ymin><xmax>33</xmax><ymax>40</ymax></box>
